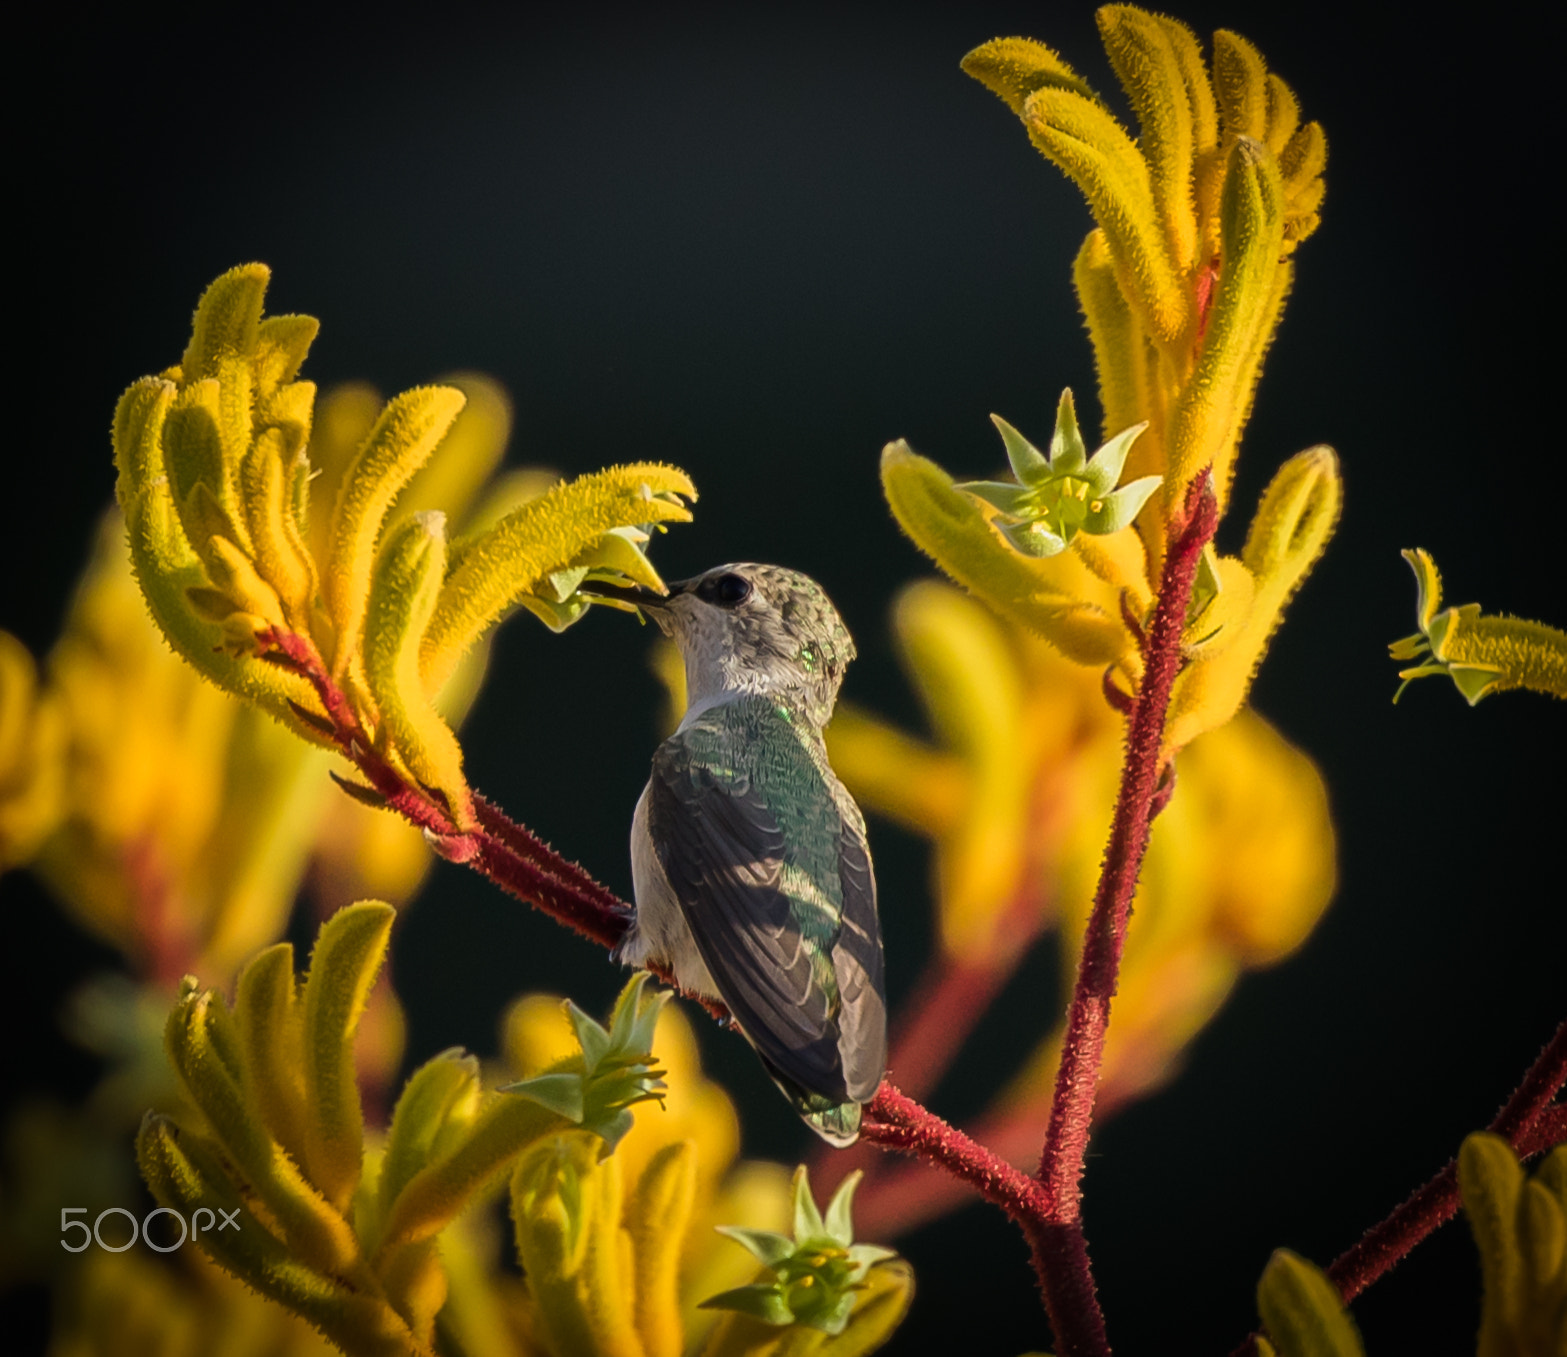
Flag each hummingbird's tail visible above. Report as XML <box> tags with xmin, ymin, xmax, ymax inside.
<box><xmin>758</xmin><ymin>1057</ymin><xmax>864</xmax><ymax>1146</ymax></box>
<box><xmin>801</xmin><ymin>1099</ymin><xmax>862</xmax><ymax>1148</ymax></box>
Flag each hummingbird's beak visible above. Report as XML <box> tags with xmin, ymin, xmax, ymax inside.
<box><xmin>575</xmin><ymin>579</ymin><xmax>675</xmax><ymax>611</ymax></box>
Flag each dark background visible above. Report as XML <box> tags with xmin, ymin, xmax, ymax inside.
<box><xmin>5</xmin><ymin>3</ymin><xmax>1563</xmax><ymax>1353</ymax></box>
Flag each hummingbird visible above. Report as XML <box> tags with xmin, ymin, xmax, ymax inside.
<box><xmin>584</xmin><ymin>564</ymin><xmax>887</xmax><ymax>1146</ymax></box>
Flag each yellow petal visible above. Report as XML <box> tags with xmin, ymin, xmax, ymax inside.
<box><xmin>1097</xmin><ymin>6</ymin><xmax>1200</xmax><ymax>271</ymax></box>
<box><xmin>387</xmin><ymin>372</ymin><xmax>513</xmax><ymax>529</ymax></box>
<box><xmin>1022</xmin><ymin>86</ymin><xmax>1189</xmax><ymax>344</ymax></box>
<box><xmin>363</xmin><ymin>512</ymin><xmax>473</xmax><ymax>826</ymax></box>
<box><xmin>893</xmin><ymin>583</ymin><xmax>1029</xmax><ymax>963</ymax></box>
<box><xmin>322</xmin><ymin>384</ymin><xmax>467</xmax><ymax>674</ymax></box>
<box><xmin>1167</xmin><ymin>136</ymin><xmax>1287</xmax><ymax>511</ymax></box>
<box><xmin>300</xmin><ymin>901</ymin><xmax>395</xmax><ymax>1212</ymax></box>
<box><xmin>626</xmin><ymin>1142</ymin><xmax>697</xmax><ymax>1357</ymax></box>
<box><xmin>880</xmin><ymin>441</ymin><xmax>1130</xmax><ymax>665</ymax></box>
<box><xmin>512</xmin><ymin>1133</ymin><xmax>646</xmax><ymax>1357</ymax></box>
<box><xmin>421</xmin><ymin>462</ymin><xmax>695</xmax><ymax>694</ymax></box>
<box><xmin>1166</xmin><ymin>447</ymin><xmax>1340</xmax><ymax>750</ymax></box>
<box><xmin>959</xmin><ymin>36</ymin><xmax>1098</xmax><ymax>113</ymax></box>
<box><xmin>1212</xmin><ymin>30</ymin><xmax>1269</xmax><ymax>143</ymax></box>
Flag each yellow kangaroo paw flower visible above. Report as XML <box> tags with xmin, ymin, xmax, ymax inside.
<box><xmin>204</xmin><ymin>533</ymin><xmax>288</xmax><ymax>638</ymax></box>
<box><xmin>363</xmin><ymin>513</ymin><xmax>473</xmax><ymax>826</ymax></box>
<box><xmin>379</xmin><ymin>1238</ymin><xmax>448</xmax><ymax>1349</ymax></box>
<box><xmin>1280</xmin><ymin>120</ymin><xmax>1327</xmax><ymax>191</ymax></box>
<box><xmin>114</xmin><ymin>377</ymin><xmax>325</xmax><ymax>733</ymax></box>
<box><xmin>0</xmin><ymin>632</ymin><xmax>65</xmax><ymax>868</ymax></box>
<box><xmin>881</xmin><ymin>441</ymin><xmax>1129</xmax><ymax>665</ymax></box>
<box><xmin>1213</xmin><ymin>30</ymin><xmax>1269</xmax><ymax>143</ymax></box>
<box><xmin>1022</xmin><ymin>85</ymin><xmax>1189</xmax><ymax>345</ymax></box>
<box><xmin>1180</xmin><ymin>550</ymin><xmax>1256</xmax><ymax>656</ymax></box>
<box><xmin>323</xmin><ymin>385</ymin><xmax>467</xmax><ymax>674</ymax></box>
<box><xmin>420</xmin><ymin>462</ymin><xmax>695</xmax><ymax>693</ymax></box>
<box><xmin>166</xmin><ymin>377</ymin><xmax>254</xmax><ymax>558</ymax></box>
<box><xmin>241</xmin><ymin>425</ymin><xmax>318</xmax><ymax>627</ymax></box>
<box><xmin>181</xmin><ymin>263</ymin><xmax>270</xmax><ymax>383</ymax></box>
<box><xmin>1097</xmin><ymin>6</ymin><xmax>1201</xmax><ymax>271</ymax></box>
<box><xmin>823</xmin><ymin>704</ymin><xmax>967</xmax><ymax>838</ymax></box>
<box><xmin>1461</xmin><ymin>1133</ymin><xmax>1530</xmax><ymax>1352</ymax></box>
<box><xmin>512</xmin><ymin>1133</ymin><xmax>646</xmax><ymax>1357</ymax></box>
<box><xmin>389</xmin><ymin>372</ymin><xmax>513</xmax><ymax>527</ymax></box>
<box><xmin>300</xmin><ymin>901</ymin><xmax>395</xmax><ymax>1212</ymax></box>
<box><xmin>1073</xmin><ymin>229</ymin><xmax>1158</xmax><ymax>469</ymax></box>
<box><xmin>1166</xmin><ymin>447</ymin><xmax>1340</xmax><ymax>750</ymax></box>
<box><xmin>252</xmin><ymin>313</ymin><xmax>320</xmax><ymax>394</ymax></box>
<box><xmin>377</xmin><ymin>1050</ymin><xmax>482</xmax><ymax>1225</ymax></box>
<box><xmin>1264</xmin><ymin>73</ymin><xmax>1300</xmax><ymax>156</ymax></box>
<box><xmin>1168</xmin><ymin>136</ymin><xmax>1287</xmax><ymax>510</ymax></box>
<box><xmin>1256</xmin><ymin>1250</ymin><xmax>1365</xmax><ymax>1357</ymax></box>
<box><xmin>1281</xmin><ymin>122</ymin><xmax>1328</xmax><ymax>248</ymax></box>
<box><xmin>137</xmin><ymin>1114</ymin><xmax>417</xmax><ymax>1356</ymax></box>
<box><xmin>377</xmin><ymin>1094</ymin><xmax>569</xmax><ymax>1253</ymax></box>
<box><xmin>626</xmin><ymin>1141</ymin><xmax>697</xmax><ymax>1357</ymax></box>
<box><xmin>1391</xmin><ymin>548</ymin><xmax>1567</xmax><ymax>704</ymax></box>
<box><xmin>893</xmin><ymin>583</ymin><xmax>1029</xmax><ymax>963</ymax></box>
<box><xmin>234</xmin><ymin>942</ymin><xmax>310</xmax><ymax>1169</ymax></box>
<box><xmin>958</xmin><ymin>36</ymin><xmax>1099</xmax><ymax>113</ymax></box>
<box><xmin>164</xmin><ymin>984</ymin><xmax>360</xmax><ymax>1276</ymax></box>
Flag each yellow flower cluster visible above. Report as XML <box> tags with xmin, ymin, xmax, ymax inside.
<box><xmin>883</xmin><ymin>8</ymin><xmax>1341</xmax><ymax>753</ymax></box>
<box><xmin>127</xmin><ymin>905</ymin><xmax>907</xmax><ymax>1357</ymax></box>
<box><xmin>113</xmin><ymin>265</ymin><xmax>694</xmax><ymax>827</ymax></box>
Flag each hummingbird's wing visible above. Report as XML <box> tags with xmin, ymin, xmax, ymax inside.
<box><xmin>648</xmin><ymin>698</ymin><xmax>886</xmax><ymax>1106</ymax></box>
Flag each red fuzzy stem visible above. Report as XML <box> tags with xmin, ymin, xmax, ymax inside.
<box><xmin>1030</xmin><ymin>473</ymin><xmax>1216</xmax><ymax>1356</ymax></box>
<box><xmin>861</xmin><ymin>1083</ymin><xmax>1052</xmax><ymax>1224</ymax></box>
<box><xmin>258</xmin><ymin>627</ymin><xmax>631</xmax><ymax>950</ymax></box>
<box><xmin>1326</xmin><ymin>1017</ymin><xmax>1567</xmax><ymax>1302</ymax></box>
<box><xmin>813</xmin><ymin>951</ymin><xmax>1020</xmax><ymax>1201</ymax></box>
<box><xmin>1229</xmin><ymin>1019</ymin><xmax>1567</xmax><ymax>1357</ymax></box>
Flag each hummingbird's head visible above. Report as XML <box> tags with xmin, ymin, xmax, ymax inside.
<box><xmin>630</xmin><ymin>563</ymin><xmax>856</xmax><ymax>726</ymax></box>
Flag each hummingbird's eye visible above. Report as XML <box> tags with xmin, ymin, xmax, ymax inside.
<box><xmin>700</xmin><ymin>573</ymin><xmax>753</xmax><ymax>607</ymax></box>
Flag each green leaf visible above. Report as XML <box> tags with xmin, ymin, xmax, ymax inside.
<box><xmin>822</xmin><ymin>1170</ymin><xmax>863</xmax><ymax>1247</ymax></box>
<box><xmin>503</xmin><ymin>1071</ymin><xmax>586</xmax><ymax>1123</ymax></box>
<box><xmin>1256</xmin><ymin>1249</ymin><xmax>1363</xmax><ymax>1357</ymax></box>
<box><xmin>1048</xmin><ymin>389</ymin><xmax>1089</xmax><ymax>475</ymax></box>
<box><xmin>1080</xmin><ymin>420</ymin><xmax>1148</xmax><ymax>497</ymax></box>
<box><xmin>991</xmin><ymin>415</ymin><xmax>1051</xmax><ymax>483</ymax></box>
<box><xmin>699</xmin><ymin>1283</ymin><xmax>796</xmax><ymax>1326</ymax></box>
<box><xmin>792</xmin><ymin>1165</ymin><xmax>829</xmax><ymax>1243</ymax></box>
<box><xmin>954</xmin><ymin>480</ymin><xmax>1032</xmax><ymax>516</ymax></box>
<box><xmin>713</xmin><ymin>1225</ymin><xmax>797</xmax><ymax>1269</ymax></box>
